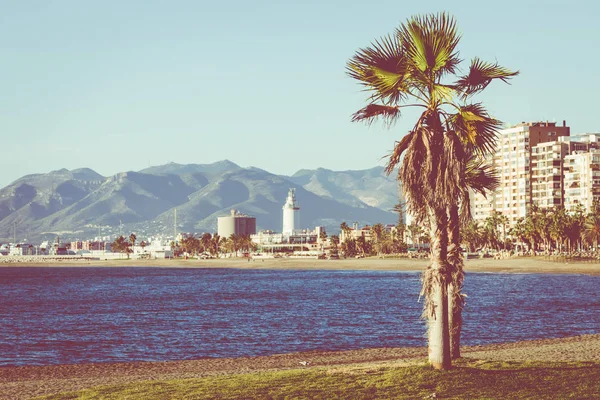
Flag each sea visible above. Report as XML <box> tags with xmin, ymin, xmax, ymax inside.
<box><xmin>0</xmin><ymin>267</ymin><xmax>599</xmax><ymax>367</ymax></box>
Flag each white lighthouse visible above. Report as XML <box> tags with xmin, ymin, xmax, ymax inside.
<box><xmin>282</xmin><ymin>188</ymin><xmax>300</xmax><ymax>236</ymax></box>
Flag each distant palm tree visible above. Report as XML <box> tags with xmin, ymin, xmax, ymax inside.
<box><xmin>129</xmin><ymin>233</ymin><xmax>137</xmax><ymax>249</ymax></box>
<box><xmin>209</xmin><ymin>234</ymin><xmax>221</xmax><ymax>257</ymax></box>
<box><xmin>229</xmin><ymin>233</ymin><xmax>240</xmax><ymax>256</ymax></box>
<box><xmin>370</xmin><ymin>223</ymin><xmax>385</xmax><ymax>256</ymax></box>
<box><xmin>340</xmin><ymin>222</ymin><xmax>351</xmax><ymax>242</ymax></box>
<box><xmin>348</xmin><ymin>12</ymin><xmax>516</xmax><ymax>368</ymax></box>
<box><xmin>330</xmin><ymin>234</ymin><xmax>340</xmax><ymax>248</ymax></box>
<box><xmin>111</xmin><ymin>235</ymin><xmax>130</xmax><ymax>258</ymax></box>
<box><xmin>585</xmin><ymin>213</ymin><xmax>600</xmax><ymax>251</ymax></box>
<box><xmin>200</xmin><ymin>233</ymin><xmax>212</xmax><ymax>254</ymax></box>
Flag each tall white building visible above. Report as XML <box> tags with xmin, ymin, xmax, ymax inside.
<box><xmin>282</xmin><ymin>188</ymin><xmax>300</xmax><ymax>235</ymax></box>
<box><xmin>564</xmin><ymin>148</ymin><xmax>600</xmax><ymax>212</ymax></box>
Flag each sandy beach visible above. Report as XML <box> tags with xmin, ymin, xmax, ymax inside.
<box><xmin>1</xmin><ymin>334</ymin><xmax>599</xmax><ymax>399</ymax></box>
<box><xmin>2</xmin><ymin>255</ymin><xmax>600</xmax><ymax>276</ymax></box>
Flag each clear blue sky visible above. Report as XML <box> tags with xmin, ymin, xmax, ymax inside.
<box><xmin>2</xmin><ymin>0</ymin><xmax>599</xmax><ymax>188</ymax></box>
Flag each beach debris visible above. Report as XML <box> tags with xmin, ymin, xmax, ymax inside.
<box><xmin>299</xmin><ymin>361</ymin><xmax>310</xmax><ymax>366</ymax></box>
<box><xmin>424</xmin><ymin>393</ymin><xmax>437</xmax><ymax>399</ymax></box>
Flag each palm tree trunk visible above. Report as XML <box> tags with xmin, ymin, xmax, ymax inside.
<box><xmin>422</xmin><ymin>207</ymin><xmax>451</xmax><ymax>370</ymax></box>
<box><xmin>447</xmin><ymin>204</ymin><xmax>464</xmax><ymax>359</ymax></box>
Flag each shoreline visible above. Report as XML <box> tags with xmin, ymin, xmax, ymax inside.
<box><xmin>2</xmin><ymin>256</ymin><xmax>600</xmax><ymax>275</ymax></box>
<box><xmin>1</xmin><ymin>333</ymin><xmax>599</xmax><ymax>400</ymax></box>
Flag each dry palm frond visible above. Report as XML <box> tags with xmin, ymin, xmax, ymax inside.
<box><xmin>351</xmin><ymin>104</ymin><xmax>401</xmax><ymax>126</ymax></box>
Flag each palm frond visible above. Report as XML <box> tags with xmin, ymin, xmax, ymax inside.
<box><xmin>351</xmin><ymin>104</ymin><xmax>401</xmax><ymax>125</ymax></box>
<box><xmin>455</xmin><ymin>58</ymin><xmax>519</xmax><ymax>98</ymax></box>
<box><xmin>346</xmin><ymin>34</ymin><xmax>410</xmax><ymax>104</ymax></box>
<box><xmin>384</xmin><ymin>132</ymin><xmax>413</xmax><ymax>175</ymax></box>
<box><xmin>397</xmin><ymin>12</ymin><xmax>462</xmax><ymax>78</ymax></box>
<box><xmin>449</xmin><ymin>103</ymin><xmax>502</xmax><ymax>155</ymax></box>
<box><xmin>464</xmin><ymin>156</ymin><xmax>499</xmax><ymax>196</ymax></box>
<box><xmin>432</xmin><ymin>83</ymin><xmax>456</xmax><ymax>104</ymax></box>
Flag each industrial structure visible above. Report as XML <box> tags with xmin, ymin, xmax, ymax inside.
<box><xmin>217</xmin><ymin>209</ymin><xmax>257</xmax><ymax>238</ymax></box>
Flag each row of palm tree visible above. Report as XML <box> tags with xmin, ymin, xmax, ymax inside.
<box><xmin>462</xmin><ymin>203</ymin><xmax>600</xmax><ymax>253</ymax></box>
<box><xmin>348</xmin><ymin>12</ymin><xmax>517</xmax><ymax>369</ymax></box>
<box><xmin>177</xmin><ymin>233</ymin><xmax>257</xmax><ymax>257</ymax></box>
<box><xmin>338</xmin><ymin>221</ymin><xmax>409</xmax><ymax>257</ymax></box>
<box><xmin>110</xmin><ymin>234</ymin><xmax>146</xmax><ymax>258</ymax></box>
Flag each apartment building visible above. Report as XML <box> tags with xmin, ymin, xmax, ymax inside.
<box><xmin>531</xmin><ymin>139</ymin><xmax>571</xmax><ymax>209</ymax></box>
<box><xmin>472</xmin><ymin>121</ymin><xmax>570</xmax><ymax>226</ymax></box>
<box><xmin>564</xmin><ymin>147</ymin><xmax>600</xmax><ymax>211</ymax></box>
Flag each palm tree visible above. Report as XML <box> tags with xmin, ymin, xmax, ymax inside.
<box><xmin>407</xmin><ymin>222</ymin><xmax>422</xmax><ymax>249</ymax></box>
<box><xmin>111</xmin><ymin>235</ymin><xmax>130</xmax><ymax>257</ymax></box>
<box><xmin>370</xmin><ymin>223</ymin><xmax>385</xmax><ymax>256</ymax></box>
<box><xmin>229</xmin><ymin>233</ymin><xmax>240</xmax><ymax>257</ymax></box>
<box><xmin>565</xmin><ymin>205</ymin><xmax>586</xmax><ymax>251</ymax></box>
<box><xmin>209</xmin><ymin>234</ymin><xmax>221</xmax><ymax>257</ymax></box>
<box><xmin>340</xmin><ymin>222</ymin><xmax>351</xmax><ymax>242</ymax></box>
<box><xmin>200</xmin><ymin>233</ymin><xmax>212</xmax><ymax>254</ymax></box>
<box><xmin>585</xmin><ymin>213</ymin><xmax>600</xmax><ymax>251</ymax></box>
<box><xmin>509</xmin><ymin>218</ymin><xmax>528</xmax><ymax>252</ymax></box>
<box><xmin>461</xmin><ymin>220</ymin><xmax>483</xmax><ymax>252</ymax></box>
<box><xmin>129</xmin><ymin>233</ymin><xmax>136</xmax><ymax>246</ymax></box>
<box><xmin>330</xmin><ymin>234</ymin><xmax>340</xmax><ymax>248</ymax></box>
<box><xmin>348</xmin><ymin>12</ymin><xmax>517</xmax><ymax>369</ymax></box>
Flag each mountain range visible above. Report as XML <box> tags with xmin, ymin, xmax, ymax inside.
<box><xmin>0</xmin><ymin>161</ymin><xmax>401</xmax><ymax>242</ymax></box>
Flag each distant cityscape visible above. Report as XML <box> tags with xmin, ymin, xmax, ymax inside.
<box><xmin>3</xmin><ymin>119</ymin><xmax>600</xmax><ymax>258</ymax></box>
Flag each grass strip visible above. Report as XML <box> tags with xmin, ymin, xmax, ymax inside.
<box><xmin>37</xmin><ymin>359</ymin><xmax>600</xmax><ymax>400</ymax></box>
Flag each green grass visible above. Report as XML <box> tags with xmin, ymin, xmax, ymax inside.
<box><xmin>37</xmin><ymin>359</ymin><xmax>600</xmax><ymax>400</ymax></box>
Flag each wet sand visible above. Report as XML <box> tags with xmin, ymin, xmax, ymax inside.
<box><xmin>1</xmin><ymin>334</ymin><xmax>599</xmax><ymax>399</ymax></box>
<box><xmin>2</xmin><ymin>256</ymin><xmax>600</xmax><ymax>276</ymax></box>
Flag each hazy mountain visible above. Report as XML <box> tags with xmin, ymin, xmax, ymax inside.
<box><xmin>288</xmin><ymin>166</ymin><xmax>401</xmax><ymax>212</ymax></box>
<box><xmin>140</xmin><ymin>160</ymin><xmax>242</xmax><ymax>179</ymax></box>
<box><xmin>0</xmin><ymin>168</ymin><xmax>106</xmax><ymax>238</ymax></box>
<box><xmin>0</xmin><ymin>162</ymin><xmax>399</xmax><ymax>242</ymax></box>
<box><xmin>149</xmin><ymin>167</ymin><xmax>396</xmax><ymax>233</ymax></box>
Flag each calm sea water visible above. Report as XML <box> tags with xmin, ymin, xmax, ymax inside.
<box><xmin>0</xmin><ymin>267</ymin><xmax>598</xmax><ymax>367</ymax></box>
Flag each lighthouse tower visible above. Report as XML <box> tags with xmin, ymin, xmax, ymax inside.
<box><xmin>282</xmin><ymin>188</ymin><xmax>300</xmax><ymax>236</ymax></box>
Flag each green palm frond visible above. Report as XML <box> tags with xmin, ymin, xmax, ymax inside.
<box><xmin>397</xmin><ymin>12</ymin><xmax>462</xmax><ymax>78</ymax></box>
<box><xmin>351</xmin><ymin>104</ymin><xmax>401</xmax><ymax>125</ymax></box>
<box><xmin>432</xmin><ymin>83</ymin><xmax>456</xmax><ymax>104</ymax></box>
<box><xmin>449</xmin><ymin>103</ymin><xmax>502</xmax><ymax>155</ymax></box>
<box><xmin>455</xmin><ymin>58</ymin><xmax>519</xmax><ymax>98</ymax></box>
<box><xmin>346</xmin><ymin>34</ymin><xmax>410</xmax><ymax>104</ymax></box>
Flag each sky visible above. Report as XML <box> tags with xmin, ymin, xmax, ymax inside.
<box><xmin>2</xmin><ymin>0</ymin><xmax>599</xmax><ymax>188</ymax></box>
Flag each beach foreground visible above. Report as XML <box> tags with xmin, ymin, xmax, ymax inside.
<box><xmin>2</xmin><ymin>255</ymin><xmax>600</xmax><ymax>276</ymax></box>
<box><xmin>1</xmin><ymin>334</ymin><xmax>599</xmax><ymax>399</ymax></box>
